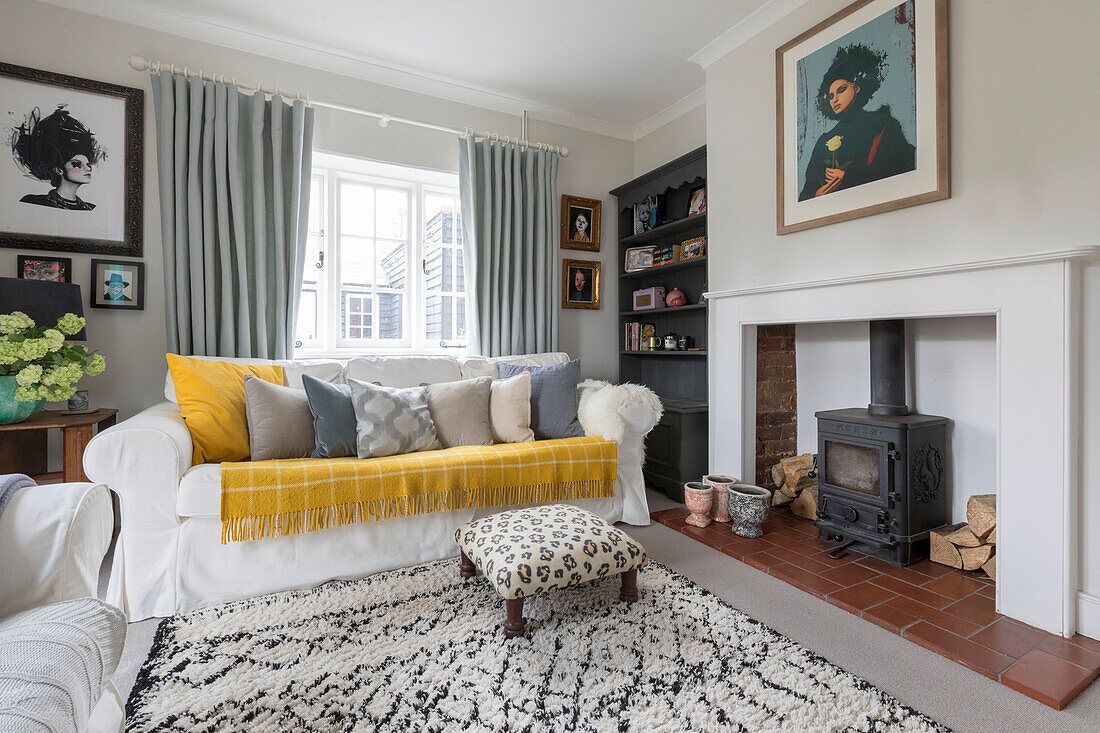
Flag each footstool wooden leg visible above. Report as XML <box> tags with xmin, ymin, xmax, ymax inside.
<box><xmin>619</xmin><ymin>568</ymin><xmax>639</xmax><ymax>603</ymax></box>
<box><xmin>460</xmin><ymin>550</ymin><xmax>478</xmax><ymax>578</ymax></box>
<box><xmin>504</xmin><ymin>597</ymin><xmax>526</xmax><ymax>638</ymax></box>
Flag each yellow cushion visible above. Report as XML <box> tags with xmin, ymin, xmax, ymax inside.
<box><xmin>166</xmin><ymin>354</ymin><xmax>285</xmax><ymax>465</ymax></box>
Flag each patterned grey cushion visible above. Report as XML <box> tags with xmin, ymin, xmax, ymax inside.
<box><xmin>454</xmin><ymin>505</ymin><xmax>647</xmax><ymax>600</ymax></box>
<box><xmin>348</xmin><ymin>378</ymin><xmax>441</xmax><ymax>459</ymax></box>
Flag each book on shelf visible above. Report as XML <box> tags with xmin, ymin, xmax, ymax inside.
<box><xmin>623</xmin><ymin>321</ymin><xmax>656</xmax><ymax>351</ymax></box>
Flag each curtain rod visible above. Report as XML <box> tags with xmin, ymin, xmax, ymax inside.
<box><xmin>127</xmin><ymin>54</ymin><xmax>569</xmax><ymax>157</ymax></box>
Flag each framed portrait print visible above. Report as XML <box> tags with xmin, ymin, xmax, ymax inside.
<box><xmin>0</xmin><ymin>62</ymin><xmax>143</xmax><ymax>255</ymax></box>
<box><xmin>561</xmin><ymin>195</ymin><xmax>601</xmax><ymax>251</ymax></box>
<box><xmin>777</xmin><ymin>0</ymin><xmax>948</xmax><ymax>234</ymax></box>
<box><xmin>680</xmin><ymin>236</ymin><xmax>706</xmax><ymax>261</ymax></box>
<box><xmin>561</xmin><ymin>259</ymin><xmax>600</xmax><ymax>310</ymax></box>
<box><xmin>90</xmin><ymin>258</ymin><xmax>144</xmax><ymax>310</ymax></box>
<box><xmin>17</xmin><ymin>254</ymin><xmax>72</xmax><ymax>282</ymax></box>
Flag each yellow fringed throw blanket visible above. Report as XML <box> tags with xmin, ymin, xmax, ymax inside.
<box><xmin>220</xmin><ymin>437</ymin><xmax>617</xmax><ymax>543</ymax></box>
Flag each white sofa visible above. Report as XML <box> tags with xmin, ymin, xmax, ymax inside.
<box><xmin>84</xmin><ymin>352</ymin><xmax>661</xmax><ymax>621</ymax></box>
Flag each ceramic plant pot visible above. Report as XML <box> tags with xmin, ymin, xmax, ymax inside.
<box><xmin>727</xmin><ymin>483</ymin><xmax>773</xmax><ymax>538</ymax></box>
<box><xmin>683</xmin><ymin>481</ymin><xmax>714</xmax><ymax>528</ymax></box>
<box><xmin>704</xmin><ymin>474</ymin><xmax>738</xmax><ymax>523</ymax></box>
<box><xmin>0</xmin><ymin>375</ymin><xmax>45</xmax><ymax>425</ymax></box>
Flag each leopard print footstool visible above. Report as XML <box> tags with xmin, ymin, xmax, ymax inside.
<box><xmin>454</xmin><ymin>504</ymin><xmax>647</xmax><ymax>638</ymax></box>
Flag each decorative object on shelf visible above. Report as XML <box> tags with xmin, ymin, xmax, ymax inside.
<box><xmin>89</xmin><ymin>258</ymin><xmax>145</xmax><ymax>310</ymax></box>
<box><xmin>17</xmin><ymin>255</ymin><xmax>72</xmax><ymax>282</ymax></box>
<box><xmin>561</xmin><ymin>259</ymin><xmax>600</xmax><ymax>310</ymax></box>
<box><xmin>632</xmin><ymin>194</ymin><xmax>661</xmax><ymax>235</ymax></box>
<box><xmin>647</xmin><ymin>335</ymin><xmax>660</xmax><ymax>351</ymax></box>
<box><xmin>560</xmin><ymin>194</ymin><xmax>601</xmax><ymax>252</ymax></box>
<box><xmin>640</xmin><ymin>324</ymin><xmax>656</xmax><ymax>350</ymax></box>
<box><xmin>688</xmin><ymin>185</ymin><xmax>706</xmax><ymax>217</ymax></box>
<box><xmin>663</xmin><ymin>333</ymin><xmax>679</xmax><ymax>351</ymax></box>
<box><xmin>665</xmin><ymin>287</ymin><xmax>688</xmax><ymax>307</ymax></box>
<box><xmin>677</xmin><ymin>336</ymin><xmax>694</xmax><ymax>351</ymax></box>
<box><xmin>0</xmin><ymin>296</ymin><xmax>104</xmax><ymax>424</ymax></box>
<box><xmin>777</xmin><ymin>0</ymin><xmax>949</xmax><ymax>234</ymax></box>
<box><xmin>727</xmin><ymin>483</ymin><xmax>772</xmax><ymax>538</ymax></box>
<box><xmin>651</xmin><ymin>244</ymin><xmax>681</xmax><ymax>266</ymax></box>
<box><xmin>632</xmin><ymin>286</ymin><xmax>666</xmax><ymax>311</ymax></box>
<box><xmin>0</xmin><ymin>62</ymin><xmax>143</xmax><ymax>256</ymax></box>
<box><xmin>65</xmin><ymin>389</ymin><xmax>91</xmax><ymax>414</ymax></box>
<box><xmin>624</xmin><ymin>245</ymin><xmax>656</xmax><ymax>273</ymax></box>
<box><xmin>683</xmin><ymin>481</ymin><xmax>713</xmax><ymax>528</ymax></box>
<box><xmin>679</xmin><ymin>236</ymin><xmax>706</xmax><ymax>261</ymax></box>
<box><xmin>704</xmin><ymin>474</ymin><xmax>738</xmax><ymax>523</ymax></box>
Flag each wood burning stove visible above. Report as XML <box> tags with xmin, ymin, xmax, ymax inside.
<box><xmin>814</xmin><ymin>320</ymin><xmax>948</xmax><ymax>565</ymax></box>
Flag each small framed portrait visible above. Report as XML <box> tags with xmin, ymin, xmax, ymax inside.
<box><xmin>0</xmin><ymin>62</ymin><xmax>143</xmax><ymax>256</ymax></box>
<box><xmin>624</xmin><ymin>245</ymin><xmax>656</xmax><ymax>273</ymax></box>
<box><xmin>562</xmin><ymin>259</ymin><xmax>600</xmax><ymax>310</ymax></box>
<box><xmin>680</xmin><ymin>236</ymin><xmax>706</xmax><ymax>261</ymax></box>
<box><xmin>90</xmin><ymin>258</ymin><xmax>144</xmax><ymax>310</ymax></box>
<box><xmin>633</xmin><ymin>194</ymin><xmax>661</xmax><ymax>234</ymax></box>
<box><xmin>688</xmin><ymin>185</ymin><xmax>706</xmax><ymax>217</ymax></box>
<box><xmin>17</xmin><ymin>254</ymin><xmax>72</xmax><ymax>282</ymax></box>
<box><xmin>560</xmin><ymin>195</ymin><xmax>601</xmax><ymax>251</ymax></box>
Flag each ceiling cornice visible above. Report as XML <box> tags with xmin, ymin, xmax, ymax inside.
<box><xmin>35</xmin><ymin>0</ymin><xmax>637</xmax><ymax>140</ymax></box>
<box><xmin>630</xmin><ymin>86</ymin><xmax>706</xmax><ymax>142</ymax></box>
<box><xmin>688</xmin><ymin>0</ymin><xmax>810</xmax><ymax>69</ymax></box>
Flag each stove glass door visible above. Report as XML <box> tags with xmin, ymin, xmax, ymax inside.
<box><xmin>823</xmin><ymin>439</ymin><xmax>882</xmax><ymax>497</ymax></box>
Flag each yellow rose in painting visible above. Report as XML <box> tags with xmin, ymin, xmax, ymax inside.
<box><xmin>825</xmin><ymin>135</ymin><xmax>843</xmax><ymax>152</ymax></box>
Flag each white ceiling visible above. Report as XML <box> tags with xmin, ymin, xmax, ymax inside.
<box><xmin>40</xmin><ymin>0</ymin><xmax>775</xmax><ymax>139</ymax></box>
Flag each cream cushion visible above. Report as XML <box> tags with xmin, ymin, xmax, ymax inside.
<box><xmin>425</xmin><ymin>377</ymin><xmax>493</xmax><ymax>448</ymax></box>
<box><xmin>489</xmin><ymin>372</ymin><xmax>534</xmax><ymax>443</ymax></box>
<box><xmin>454</xmin><ymin>505</ymin><xmax>647</xmax><ymax>600</ymax></box>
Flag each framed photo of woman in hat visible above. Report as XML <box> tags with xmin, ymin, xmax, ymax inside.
<box><xmin>776</xmin><ymin>0</ymin><xmax>948</xmax><ymax>234</ymax></box>
<box><xmin>0</xmin><ymin>62</ymin><xmax>143</xmax><ymax>255</ymax></box>
<box><xmin>90</xmin><ymin>259</ymin><xmax>145</xmax><ymax>310</ymax></box>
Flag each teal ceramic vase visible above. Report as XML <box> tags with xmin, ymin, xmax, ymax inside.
<box><xmin>0</xmin><ymin>375</ymin><xmax>45</xmax><ymax>425</ymax></box>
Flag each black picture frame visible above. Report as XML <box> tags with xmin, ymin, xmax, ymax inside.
<box><xmin>16</xmin><ymin>254</ymin><xmax>73</xmax><ymax>283</ymax></box>
<box><xmin>89</xmin><ymin>258</ymin><xmax>145</xmax><ymax>310</ymax></box>
<box><xmin>0</xmin><ymin>62</ymin><xmax>143</xmax><ymax>256</ymax></box>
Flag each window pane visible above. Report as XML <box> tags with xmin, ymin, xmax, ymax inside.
<box><xmin>376</xmin><ymin>240</ymin><xmax>407</xmax><ymax>290</ymax></box>
<box><xmin>425</xmin><ymin>294</ymin><xmax>442</xmax><ymax>342</ymax></box>
<box><xmin>456</xmin><ymin>297</ymin><xmax>466</xmax><ymax>341</ymax></box>
<box><xmin>308</xmin><ymin>177</ymin><xmax>323</xmax><ymax>233</ymax></box>
<box><xmin>296</xmin><ymin>288</ymin><xmax>317</xmax><ymax>343</ymax></box>
<box><xmin>376</xmin><ymin>188</ymin><xmax>408</xmax><ymax>240</ymax></box>
<box><xmin>454</xmin><ymin>204</ymin><xmax>462</xmax><ymax>245</ymax></box>
<box><xmin>455</xmin><ymin>248</ymin><xmax>464</xmax><ymax>292</ymax></box>
<box><xmin>423</xmin><ymin>193</ymin><xmax>447</xmax><ymax>244</ymax></box>
<box><xmin>378</xmin><ymin>293</ymin><xmax>403</xmax><ymax>340</ymax></box>
<box><xmin>340</xmin><ymin>182</ymin><xmax>374</xmax><ymax>236</ymax></box>
<box><xmin>342</xmin><ymin>291</ymin><xmax>372</xmax><ymax>340</ymax></box>
<box><xmin>340</xmin><ymin>236</ymin><xmax>374</xmax><ymax>287</ymax></box>
<box><xmin>302</xmin><ymin>233</ymin><xmax>322</xmax><ymax>273</ymax></box>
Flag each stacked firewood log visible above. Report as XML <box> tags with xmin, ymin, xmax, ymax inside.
<box><xmin>930</xmin><ymin>494</ymin><xmax>997</xmax><ymax>580</ymax></box>
<box><xmin>769</xmin><ymin>453</ymin><xmax>819</xmax><ymax>521</ymax></box>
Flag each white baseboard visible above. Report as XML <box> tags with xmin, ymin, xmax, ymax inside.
<box><xmin>1077</xmin><ymin>591</ymin><xmax>1100</xmax><ymax>640</ymax></box>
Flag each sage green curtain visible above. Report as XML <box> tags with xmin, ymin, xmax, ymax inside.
<box><xmin>150</xmin><ymin>71</ymin><xmax>314</xmax><ymax>358</ymax></box>
<box><xmin>458</xmin><ymin>138</ymin><xmax>559</xmax><ymax>357</ymax></box>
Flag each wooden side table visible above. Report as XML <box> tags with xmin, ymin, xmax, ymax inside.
<box><xmin>0</xmin><ymin>408</ymin><xmax>117</xmax><ymax>482</ymax></box>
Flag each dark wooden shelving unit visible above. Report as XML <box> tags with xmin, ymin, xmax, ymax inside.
<box><xmin>610</xmin><ymin>145</ymin><xmax>708</xmax><ymax>501</ymax></box>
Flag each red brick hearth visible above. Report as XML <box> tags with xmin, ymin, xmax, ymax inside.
<box><xmin>651</xmin><ymin>506</ymin><xmax>1100</xmax><ymax>710</ymax></box>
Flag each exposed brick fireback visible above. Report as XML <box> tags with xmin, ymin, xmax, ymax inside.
<box><xmin>756</xmin><ymin>325</ymin><xmax>797</xmax><ymax>486</ymax></box>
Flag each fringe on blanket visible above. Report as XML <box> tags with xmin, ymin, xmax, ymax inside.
<box><xmin>221</xmin><ymin>478</ymin><xmax>615</xmax><ymax>544</ymax></box>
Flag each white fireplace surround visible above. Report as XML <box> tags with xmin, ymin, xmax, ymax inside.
<box><xmin>705</xmin><ymin>246</ymin><xmax>1099</xmax><ymax>636</ymax></box>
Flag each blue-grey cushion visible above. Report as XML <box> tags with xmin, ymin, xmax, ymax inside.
<box><xmin>348</xmin><ymin>378</ymin><xmax>441</xmax><ymax>459</ymax></box>
<box><xmin>497</xmin><ymin>359</ymin><xmax>584</xmax><ymax>440</ymax></box>
<box><xmin>302</xmin><ymin>374</ymin><xmax>357</xmax><ymax>458</ymax></box>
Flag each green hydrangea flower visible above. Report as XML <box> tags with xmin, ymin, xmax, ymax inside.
<box><xmin>0</xmin><ymin>311</ymin><xmax>35</xmax><ymax>335</ymax></box>
<box><xmin>15</xmin><ymin>364</ymin><xmax>43</xmax><ymax>387</ymax></box>
<box><xmin>0</xmin><ymin>342</ymin><xmax>18</xmax><ymax>365</ymax></box>
<box><xmin>14</xmin><ymin>384</ymin><xmax>46</xmax><ymax>402</ymax></box>
<box><xmin>17</xmin><ymin>339</ymin><xmax>49</xmax><ymax>362</ymax></box>
<box><xmin>44</xmin><ymin>385</ymin><xmax>77</xmax><ymax>402</ymax></box>
<box><xmin>43</xmin><ymin>329</ymin><xmax>65</xmax><ymax>352</ymax></box>
<box><xmin>56</xmin><ymin>313</ymin><xmax>85</xmax><ymax>336</ymax></box>
<box><xmin>86</xmin><ymin>354</ymin><xmax>106</xmax><ymax>376</ymax></box>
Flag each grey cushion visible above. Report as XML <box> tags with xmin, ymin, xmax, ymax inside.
<box><xmin>302</xmin><ymin>374</ymin><xmax>358</xmax><ymax>459</ymax></box>
<box><xmin>243</xmin><ymin>375</ymin><xmax>316</xmax><ymax>460</ymax></box>
<box><xmin>348</xmin><ymin>378</ymin><xmax>441</xmax><ymax>459</ymax></box>
<box><xmin>425</xmin><ymin>377</ymin><xmax>493</xmax><ymax>448</ymax></box>
<box><xmin>0</xmin><ymin>598</ymin><xmax>125</xmax><ymax>733</ymax></box>
<box><xmin>497</xmin><ymin>359</ymin><xmax>585</xmax><ymax>440</ymax></box>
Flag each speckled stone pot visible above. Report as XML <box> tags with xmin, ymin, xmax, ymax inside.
<box><xmin>683</xmin><ymin>482</ymin><xmax>714</xmax><ymax>528</ymax></box>
<box><xmin>727</xmin><ymin>484</ymin><xmax>772</xmax><ymax>538</ymax></box>
<box><xmin>703</xmin><ymin>474</ymin><xmax>738</xmax><ymax>523</ymax></box>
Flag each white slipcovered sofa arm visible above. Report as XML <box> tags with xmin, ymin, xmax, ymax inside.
<box><xmin>0</xmin><ymin>482</ymin><xmax>113</xmax><ymax>619</ymax></box>
<box><xmin>83</xmin><ymin>401</ymin><xmax>192</xmax><ymax>618</ymax></box>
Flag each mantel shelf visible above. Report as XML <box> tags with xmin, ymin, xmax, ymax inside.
<box><xmin>619</xmin><ymin>214</ymin><xmax>706</xmax><ymax>247</ymax></box>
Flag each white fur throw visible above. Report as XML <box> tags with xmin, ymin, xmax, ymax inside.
<box><xmin>578</xmin><ymin>381</ymin><xmax>663</xmax><ymax>443</ymax></box>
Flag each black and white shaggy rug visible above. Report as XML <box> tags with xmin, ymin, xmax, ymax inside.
<box><xmin>127</xmin><ymin>559</ymin><xmax>947</xmax><ymax>732</ymax></box>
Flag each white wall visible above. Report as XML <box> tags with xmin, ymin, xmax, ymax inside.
<box><xmin>0</xmin><ymin>0</ymin><xmax>633</xmax><ymax>427</ymax></box>
<box><xmin>703</xmin><ymin>0</ymin><xmax>1100</xmax><ymax>597</ymax></box>
<box><xmin>633</xmin><ymin>104</ymin><xmax>707</xmax><ymax>177</ymax></box>
<box><xmin>795</xmin><ymin>318</ymin><xmax>997</xmax><ymax>523</ymax></box>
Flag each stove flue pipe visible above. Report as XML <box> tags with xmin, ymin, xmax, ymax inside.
<box><xmin>868</xmin><ymin>319</ymin><xmax>910</xmax><ymax>416</ymax></box>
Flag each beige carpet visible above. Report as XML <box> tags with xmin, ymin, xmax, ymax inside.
<box><xmin>110</xmin><ymin>490</ymin><xmax>1100</xmax><ymax>731</ymax></box>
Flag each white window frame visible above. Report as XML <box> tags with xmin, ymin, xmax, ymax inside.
<box><xmin>295</xmin><ymin>151</ymin><xmax>466</xmax><ymax>357</ymax></box>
